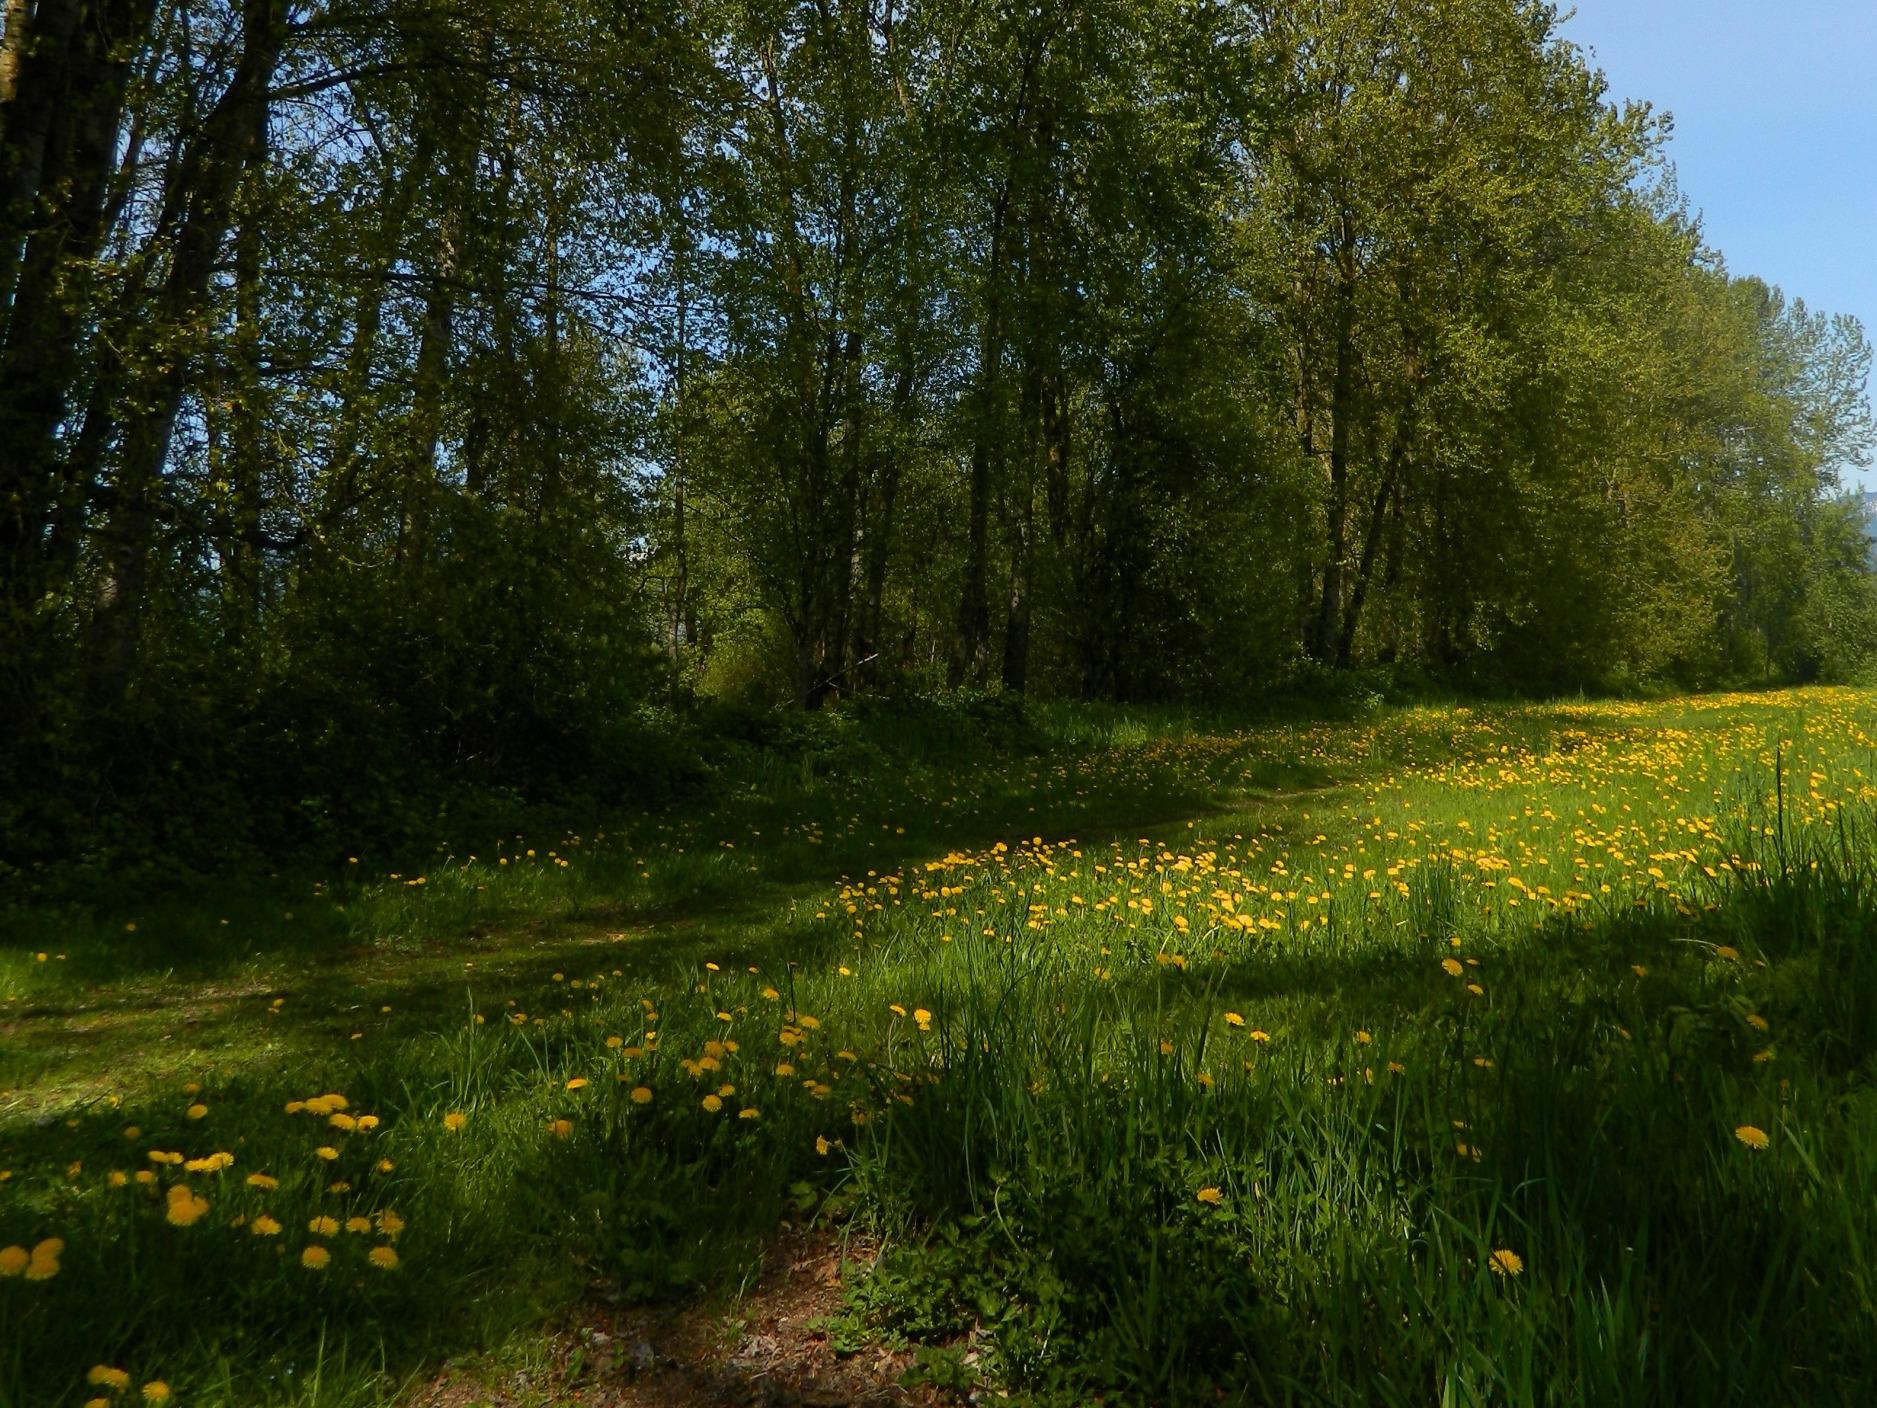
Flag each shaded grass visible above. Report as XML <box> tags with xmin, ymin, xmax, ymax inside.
<box><xmin>4</xmin><ymin>688</ymin><xmax>1877</xmax><ymax>1405</ymax></box>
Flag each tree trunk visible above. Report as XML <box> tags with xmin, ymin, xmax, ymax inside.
<box><xmin>90</xmin><ymin>0</ymin><xmax>285</xmax><ymax>707</ymax></box>
<box><xmin>224</xmin><ymin>78</ymin><xmax>271</xmax><ymax>648</ymax></box>
<box><xmin>0</xmin><ymin>0</ymin><xmax>153</xmax><ymax>628</ymax></box>
<box><xmin>1312</xmin><ymin>228</ymin><xmax>1356</xmax><ymax>663</ymax></box>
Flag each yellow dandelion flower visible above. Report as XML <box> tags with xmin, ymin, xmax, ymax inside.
<box><xmin>565</xmin><ymin>1077</ymin><xmax>589</xmax><ymax>1091</ymax></box>
<box><xmin>1441</xmin><ymin>958</ymin><xmax>1463</xmax><ymax>977</ymax></box>
<box><xmin>89</xmin><ymin>1366</ymin><xmax>133</xmax><ymax>1390</ymax></box>
<box><xmin>345</xmin><ymin>1216</ymin><xmax>371</xmax><ymax>1234</ymax></box>
<box><xmin>1489</xmin><ymin>1248</ymin><xmax>1523</xmax><ymax>1277</ymax></box>
<box><xmin>251</xmin><ymin>1214</ymin><xmax>283</xmax><ymax>1237</ymax></box>
<box><xmin>245</xmin><ymin>1173</ymin><xmax>279</xmax><ymax>1190</ymax></box>
<box><xmin>630</xmin><ymin>1086</ymin><xmax>653</xmax><ymax>1105</ymax></box>
<box><xmin>738</xmin><ymin>1107</ymin><xmax>760</xmax><ymax>1120</ymax></box>
<box><xmin>443</xmin><ymin>1111</ymin><xmax>466</xmax><ymax>1131</ymax></box>
<box><xmin>548</xmin><ymin>1118</ymin><xmax>574</xmax><ymax>1139</ymax></box>
<box><xmin>701</xmin><ymin>1094</ymin><xmax>723</xmax><ymax>1113</ymax></box>
<box><xmin>308</xmin><ymin>1216</ymin><xmax>339</xmax><ymax>1236</ymax></box>
<box><xmin>301</xmin><ymin>1244</ymin><xmax>330</xmax><ymax>1270</ymax></box>
<box><xmin>1223</xmin><ymin>1012</ymin><xmax>1245</xmax><ymax>1027</ymax></box>
<box><xmin>815</xmin><ymin>1135</ymin><xmax>831</xmax><ymax>1156</ymax></box>
<box><xmin>142</xmin><ymin>1383</ymin><xmax>171</xmax><ymax>1403</ymax></box>
<box><xmin>1195</xmin><ymin>1186</ymin><xmax>1224</xmax><ymax>1205</ymax></box>
<box><xmin>0</xmin><ymin>1245</ymin><xmax>27</xmax><ymax>1277</ymax></box>
<box><xmin>313</xmin><ymin>1146</ymin><xmax>339</xmax><ymax>1161</ymax></box>
<box><xmin>165</xmin><ymin>1187</ymin><xmax>209</xmax><ymax>1227</ymax></box>
<box><xmin>1734</xmin><ymin>1124</ymin><xmax>1770</xmax><ymax>1150</ymax></box>
<box><xmin>368</xmin><ymin>1245</ymin><xmax>400</xmax><ymax>1270</ymax></box>
<box><xmin>185</xmin><ymin>1104</ymin><xmax>208</xmax><ymax>1120</ymax></box>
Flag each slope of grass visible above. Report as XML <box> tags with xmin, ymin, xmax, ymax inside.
<box><xmin>5</xmin><ymin>688</ymin><xmax>1877</xmax><ymax>1405</ymax></box>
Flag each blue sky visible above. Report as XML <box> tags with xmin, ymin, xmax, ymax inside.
<box><xmin>1559</xmin><ymin>0</ymin><xmax>1877</xmax><ymax>485</ymax></box>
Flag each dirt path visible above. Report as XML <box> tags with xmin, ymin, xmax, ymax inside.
<box><xmin>409</xmin><ymin>1232</ymin><xmax>969</xmax><ymax>1408</ymax></box>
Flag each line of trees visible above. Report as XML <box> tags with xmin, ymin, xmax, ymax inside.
<box><xmin>1</xmin><ymin>0</ymin><xmax>1872</xmax><ymax>861</ymax></box>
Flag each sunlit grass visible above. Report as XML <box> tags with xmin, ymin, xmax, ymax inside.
<box><xmin>6</xmin><ymin>687</ymin><xmax>1877</xmax><ymax>1404</ymax></box>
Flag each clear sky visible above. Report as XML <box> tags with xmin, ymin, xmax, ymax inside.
<box><xmin>1558</xmin><ymin>1</ymin><xmax>1877</xmax><ymax>485</ymax></box>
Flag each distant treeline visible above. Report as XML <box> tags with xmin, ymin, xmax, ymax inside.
<box><xmin>1</xmin><ymin>0</ymin><xmax>1872</xmax><ymax>871</ymax></box>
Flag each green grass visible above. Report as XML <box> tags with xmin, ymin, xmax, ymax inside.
<box><xmin>6</xmin><ymin>688</ymin><xmax>1877</xmax><ymax>1405</ymax></box>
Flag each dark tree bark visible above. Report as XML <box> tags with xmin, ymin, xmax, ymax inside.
<box><xmin>89</xmin><ymin>0</ymin><xmax>287</xmax><ymax>706</ymax></box>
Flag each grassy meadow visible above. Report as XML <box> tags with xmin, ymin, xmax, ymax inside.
<box><xmin>6</xmin><ymin>688</ymin><xmax>1877</xmax><ymax>1405</ymax></box>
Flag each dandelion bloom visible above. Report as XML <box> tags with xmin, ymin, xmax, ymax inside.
<box><xmin>165</xmin><ymin>1187</ymin><xmax>210</xmax><ymax>1227</ymax></box>
<box><xmin>301</xmin><ymin>1245</ymin><xmax>331</xmax><ymax>1270</ymax></box>
<box><xmin>1196</xmin><ymin>1186</ymin><xmax>1225</xmax><ymax>1205</ymax></box>
<box><xmin>314</xmin><ymin>1146</ymin><xmax>339</xmax><ymax>1162</ymax></box>
<box><xmin>346</xmin><ymin>1216</ymin><xmax>372</xmax><ymax>1234</ymax></box>
<box><xmin>738</xmin><ymin>1107</ymin><xmax>760</xmax><ymax>1120</ymax></box>
<box><xmin>701</xmin><ymin>1094</ymin><xmax>723</xmax><ymax>1113</ymax></box>
<box><xmin>24</xmin><ymin>1239</ymin><xmax>64</xmax><ymax>1280</ymax></box>
<box><xmin>368</xmin><ymin>1245</ymin><xmax>400</xmax><ymax>1270</ymax></box>
<box><xmin>1489</xmin><ymin>1249</ymin><xmax>1524</xmax><ymax>1277</ymax></box>
<box><xmin>1734</xmin><ymin>1125</ymin><xmax>1770</xmax><ymax>1150</ymax></box>
<box><xmin>89</xmin><ymin>1367</ymin><xmax>133</xmax><ymax>1391</ymax></box>
<box><xmin>142</xmin><ymin>1383</ymin><xmax>171</xmax><ymax>1403</ymax></box>
<box><xmin>548</xmin><ymin>1118</ymin><xmax>573</xmax><ymax>1139</ymax></box>
<box><xmin>185</xmin><ymin>1104</ymin><xmax>208</xmax><ymax>1120</ymax></box>
<box><xmin>1223</xmin><ymin>1012</ymin><xmax>1245</xmax><ymax>1027</ymax></box>
<box><xmin>443</xmin><ymin>1112</ymin><xmax>466</xmax><ymax>1131</ymax></box>
<box><xmin>0</xmin><ymin>1245</ymin><xmax>27</xmax><ymax>1277</ymax></box>
<box><xmin>378</xmin><ymin>1210</ymin><xmax>405</xmax><ymax>1238</ymax></box>
<box><xmin>1249</xmin><ymin>1030</ymin><xmax>1270</xmax><ymax>1043</ymax></box>
<box><xmin>1441</xmin><ymin>958</ymin><xmax>1463</xmax><ymax>977</ymax></box>
<box><xmin>251</xmin><ymin>1215</ymin><xmax>283</xmax><ymax>1237</ymax></box>
<box><xmin>565</xmin><ymin>1077</ymin><xmax>589</xmax><ymax>1091</ymax></box>
<box><xmin>815</xmin><ymin>1135</ymin><xmax>831</xmax><ymax>1156</ymax></box>
<box><xmin>629</xmin><ymin>1086</ymin><xmax>653</xmax><ymax>1105</ymax></box>
<box><xmin>246</xmin><ymin>1173</ymin><xmax>279</xmax><ymax>1190</ymax></box>
<box><xmin>309</xmin><ymin>1216</ymin><xmax>339</xmax><ymax>1236</ymax></box>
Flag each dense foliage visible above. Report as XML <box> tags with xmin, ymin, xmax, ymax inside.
<box><xmin>1</xmin><ymin>0</ymin><xmax>1872</xmax><ymax>872</ymax></box>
